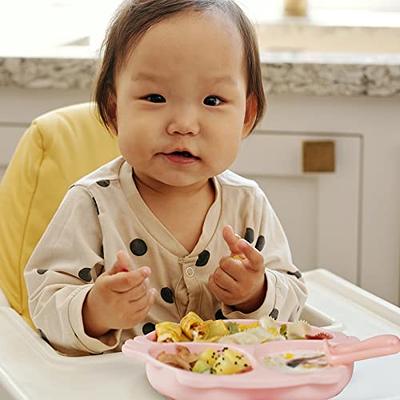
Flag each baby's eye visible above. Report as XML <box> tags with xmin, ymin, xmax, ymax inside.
<box><xmin>143</xmin><ymin>94</ymin><xmax>166</xmax><ymax>103</ymax></box>
<box><xmin>203</xmin><ymin>96</ymin><xmax>223</xmax><ymax>106</ymax></box>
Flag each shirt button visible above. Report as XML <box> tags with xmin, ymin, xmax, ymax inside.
<box><xmin>185</xmin><ymin>267</ymin><xmax>194</xmax><ymax>278</ymax></box>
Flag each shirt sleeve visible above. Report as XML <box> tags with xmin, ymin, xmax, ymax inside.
<box><xmin>221</xmin><ymin>186</ymin><xmax>308</xmax><ymax>321</ymax></box>
<box><xmin>24</xmin><ymin>186</ymin><xmax>122</xmax><ymax>355</ymax></box>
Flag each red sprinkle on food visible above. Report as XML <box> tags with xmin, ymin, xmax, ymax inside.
<box><xmin>305</xmin><ymin>332</ymin><xmax>333</xmax><ymax>340</ymax></box>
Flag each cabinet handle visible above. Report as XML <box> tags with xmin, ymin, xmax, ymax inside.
<box><xmin>303</xmin><ymin>140</ymin><xmax>335</xmax><ymax>172</ymax></box>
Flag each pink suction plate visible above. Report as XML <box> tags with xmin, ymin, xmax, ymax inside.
<box><xmin>122</xmin><ymin>321</ymin><xmax>400</xmax><ymax>400</ymax></box>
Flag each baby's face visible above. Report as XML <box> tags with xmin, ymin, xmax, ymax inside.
<box><xmin>115</xmin><ymin>10</ymin><xmax>255</xmax><ymax>189</ymax></box>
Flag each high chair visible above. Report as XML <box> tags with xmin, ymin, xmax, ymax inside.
<box><xmin>0</xmin><ymin>102</ymin><xmax>120</xmax><ymax>325</ymax></box>
<box><xmin>3</xmin><ymin>103</ymin><xmax>395</xmax><ymax>400</ymax></box>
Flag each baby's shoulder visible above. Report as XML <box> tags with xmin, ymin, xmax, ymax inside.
<box><xmin>72</xmin><ymin>156</ymin><xmax>124</xmax><ymax>191</ymax></box>
<box><xmin>217</xmin><ymin>169</ymin><xmax>261</xmax><ymax>194</ymax></box>
<box><xmin>217</xmin><ymin>170</ymin><xmax>267</xmax><ymax>206</ymax></box>
<box><xmin>217</xmin><ymin>170</ymin><xmax>269</xmax><ymax>218</ymax></box>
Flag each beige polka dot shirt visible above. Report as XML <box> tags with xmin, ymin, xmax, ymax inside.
<box><xmin>25</xmin><ymin>157</ymin><xmax>307</xmax><ymax>355</ymax></box>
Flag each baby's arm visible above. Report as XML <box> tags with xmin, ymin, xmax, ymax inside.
<box><xmin>24</xmin><ymin>186</ymin><xmax>154</xmax><ymax>354</ymax></box>
<box><xmin>213</xmin><ymin>187</ymin><xmax>308</xmax><ymax>322</ymax></box>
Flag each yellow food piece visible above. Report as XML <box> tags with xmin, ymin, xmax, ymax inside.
<box><xmin>155</xmin><ymin>322</ymin><xmax>186</xmax><ymax>342</ymax></box>
<box><xmin>198</xmin><ymin>348</ymin><xmax>218</xmax><ymax>366</ymax></box>
<box><xmin>194</xmin><ymin>320</ymin><xmax>229</xmax><ymax>342</ymax></box>
<box><xmin>266</xmin><ymin>326</ymin><xmax>280</xmax><ymax>336</ymax></box>
<box><xmin>180</xmin><ymin>311</ymin><xmax>204</xmax><ymax>340</ymax></box>
<box><xmin>238</xmin><ymin>321</ymin><xmax>259</xmax><ymax>331</ymax></box>
<box><xmin>283</xmin><ymin>352</ymin><xmax>295</xmax><ymax>360</ymax></box>
<box><xmin>210</xmin><ymin>348</ymin><xmax>251</xmax><ymax>375</ymax></box>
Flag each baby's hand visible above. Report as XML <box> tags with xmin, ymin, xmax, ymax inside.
<box><xmin>83</xmin><ymin>250</ymin><xmax>156</xmax><ymax>337</ymax></box>
<box><xmin>208</xmin><ymin>226</ymin><xmax>267</xmax><ymax>313</ymax></box>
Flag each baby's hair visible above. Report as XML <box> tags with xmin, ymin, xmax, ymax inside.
<box><xmin>94</xmin><ymin>0</ymin><xmax>266</xmax><ymax>134</ymax></box>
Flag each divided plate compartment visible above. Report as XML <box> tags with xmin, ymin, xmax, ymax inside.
<box><xmin>122</xmin><ymin>339</ymin><xmax>355</xmax><ymax>400</ymax></box>
<box><xmin>300</xmin><ymin>303</ymin><xmax>344</xmax><ymax>331</ymax></box>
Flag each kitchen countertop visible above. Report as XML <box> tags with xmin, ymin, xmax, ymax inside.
<box><xmin>1</xmin><ymin>9</ymin><xmax>400</xmax><ymax>97</ymax></box>
<box><xmin>2</xmin><ymin>50</ymin><xmax>400</xmax><ymax>97</ymax></box>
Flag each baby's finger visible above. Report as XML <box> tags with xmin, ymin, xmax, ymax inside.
<box><xmin>220</xmin><ymin>258</ymin><xmax>246</xmax><ymax>282</ymax></box>
<box><xmin>108</xmin><ymin>250</ymin><xmax>134</xmax><ymax>275</ymax></box>
<box><xmin>132</xmin><ymin>291</ymin><xmax>156</xmax><ymax>322</ymax></box>
<box><xmin>213</xmin><ymin>267</ymin><xmax>238</xmax><ymax>291</ymax></box>
<box><xmin>222</xmin><ymin>225</ymin><xmax>241</xmax><ymax>255</ymax></box>
<box><xmin>106</xmin><ymin>267</ymin><xmax>151</xmax><ymax>293</ymax></box>
<box><xmin>128</xmin><ymin>287</ymin><xmax>154</xmax><ymax>309</ymax></box>
<box><xmin>116</xmin><ymin>250</ymin><xmax>134</xmax><ymax>270</ymax></box>
<box><xmin>208</xmin><ymin>274</ymin><xmax>234</xmax><ymax>304</ymax></box>
<box><xmin>236</xmin><ymin>239</ymin><xmax>264</xmax><ymax>271</ymax></box>
<box><xmin>126</xmin><ymin>281</ymin><xmax>148</xmax><ymax>302</ymax></box>
<box><xmin>131</xmin><ymin>288</ymin><xmax>157</xmax><ymax>314</ymax></box>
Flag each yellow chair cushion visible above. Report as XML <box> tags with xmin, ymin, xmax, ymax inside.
<box><xmin>0</xmin><ymin>103</ymin><xmax>120</xmax><ymax>326</ymax></box>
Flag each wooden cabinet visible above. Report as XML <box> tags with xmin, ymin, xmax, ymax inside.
<box><xmin>255</xmin><ymin>93</ymin><xmax>400</xmax><ymax>305</ymax></box>
<box><xmin>232</xmin><ymin>132</ymin><xmax>361</xmax><ymax>284</ymax></box>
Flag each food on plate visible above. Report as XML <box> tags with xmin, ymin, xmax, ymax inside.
<box><xmin>154</xmin><ymin>311</ymin><xmax>332</xmax><ymax>344</ymax></box>
<box><xmin>264</xmin><ymin>351</ymin><xmax>328</xmax><ymax>372</ymax></box>
<box><xmin>156</xmin><ymin>345</ymin><xmax>252</xmax><ymax>375</ymax></box>
<box><xmin>180</xmin><ymin>312</ymin><xmax>204</xmax><ymax>339</ymax></box>
<box><xmin>155</xmin><ymin>321</ymin><xmax>185</xmax><ymax>343</ymax></box>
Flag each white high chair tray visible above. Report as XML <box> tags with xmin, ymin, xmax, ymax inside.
<box><xmin>1</xmin><ymin>269</ymin><xmax>400</xmax><ymax>400</ymax></box>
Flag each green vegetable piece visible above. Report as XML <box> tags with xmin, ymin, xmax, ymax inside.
<box><xmin>225</xmin><ymin>322</ymin><xmax>240</xmax><ymax>335</ymax></box>
<box><xmin>192</xmin><ymin>359</ymin><xmax>211</xmax><ymax>373</ymax></box>
<box><xmin>280</xmin><ymin>323</ymin><xmax>287</xmax><ymax>338</ymax></box>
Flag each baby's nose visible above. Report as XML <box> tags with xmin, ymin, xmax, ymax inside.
<box><xmin>166</xmin><ymin>107</ymin><xmax>200</xmax><ymax>136</ymax></box>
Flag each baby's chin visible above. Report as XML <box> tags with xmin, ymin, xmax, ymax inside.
<box><xmin>156</xmin><ymin>175</ymin><xmax>211</xmax><ymax>189</ymax></box>
<box><xmin>140</xmin><ymin>170</ymin><xmax>212</xmax><ymax>191</ymax></box>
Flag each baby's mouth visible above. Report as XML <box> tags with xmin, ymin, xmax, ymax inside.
<box><xmin>164</xmin><ymin>151</ymin><xmax>200</xmax><ymax>160</ymax></box>
<box><xmin>160</xmin><ymin>150</ymin><xmax>201</xmax><ymax>165</ymax></box>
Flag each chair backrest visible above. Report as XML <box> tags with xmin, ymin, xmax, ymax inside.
<box><xmin>0</xmin><ymin>103</ymin><xmax>120</xmax><ymax>325</ymax></box>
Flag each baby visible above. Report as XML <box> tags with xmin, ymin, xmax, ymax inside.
<box><xmin>25</xmin><ymin>0</ymin><xmax>307</xmax><ymax>355</ymax></box>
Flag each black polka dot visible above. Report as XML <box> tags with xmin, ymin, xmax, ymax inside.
<box><xmin>142</xmin><ymin>322</ymin><xmax>155</xmax><ymax>335</ymax></box>
<box><xmin>255</xmin><ymin>235</ymin><xmax>265</xmax><ymax>251</ymax></box>
<box><xmin>269</xmin><ymin>308</ymin><xmax>279</xmax><ymax>320</ymax></box>
<box><xmin>215</xmin><ymin>309</ymin><xmax>226</xmax><ymax>320</ymax></box>
<box><xmin>96</xmin><ymin>180</ymin><xmax>110</xmax><ymax>187</ymax></box>
<box><xmin>161</xmin><ymin>287</ymin><xmax>174</xmax><ymax>304</ymax></box>
<box><xmin>92</xmin><ymin>263</ymin><xmax>104</xmax><ymax>279</ymax></box>
<box><xmin>92</xmin><ymin>197</ymin><xmax>99</xmax><ymax>215</ymax></box>
<box><xmin>195</xmin><ymin>250</ymin><xmax>210</xmax><ymax>267</ymax></box>
<box><xmin>78</xmin><ymin>268</ymin><xmax>92</xmax><ymax>282</ymax></box>
<box><xmin>288</xmin><ymin>270</ymin><xmax>302</xmax><ymax>279</ymax></box>
<box><xmin>37</xmin><ymin>269</ymin><xmax>48</xmax><ymax>275</ymax></box>
<box><xmin>244</xmin><ymin>228</ymin><xmax>254</xmax><ymax>243</ymax></box>
<box><xmin>130</xmin><ymin>238</ymin><xmax>148</xmax><ymax>256</ymax></box>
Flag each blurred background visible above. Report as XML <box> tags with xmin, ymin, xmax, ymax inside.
<box><xmin>1</xmin><ymin>0</ymin><xmax>400</xmax><ymax>306</ymax></box>
<box><xmin>2</xmin><ymin>0</ymin><xmax>400</xmax><ymax>51</ymax></box>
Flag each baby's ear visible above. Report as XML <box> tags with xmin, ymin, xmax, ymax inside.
<box><xmin>242</xmin><ymin>94</ymin><xmax>258</xmax><ymax>138</ymax></box>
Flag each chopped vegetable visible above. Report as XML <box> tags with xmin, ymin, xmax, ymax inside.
<box><xmin>156</xmin><ymin>345</ymin><xmax>252</xmax><ymax>375</ymax></box>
